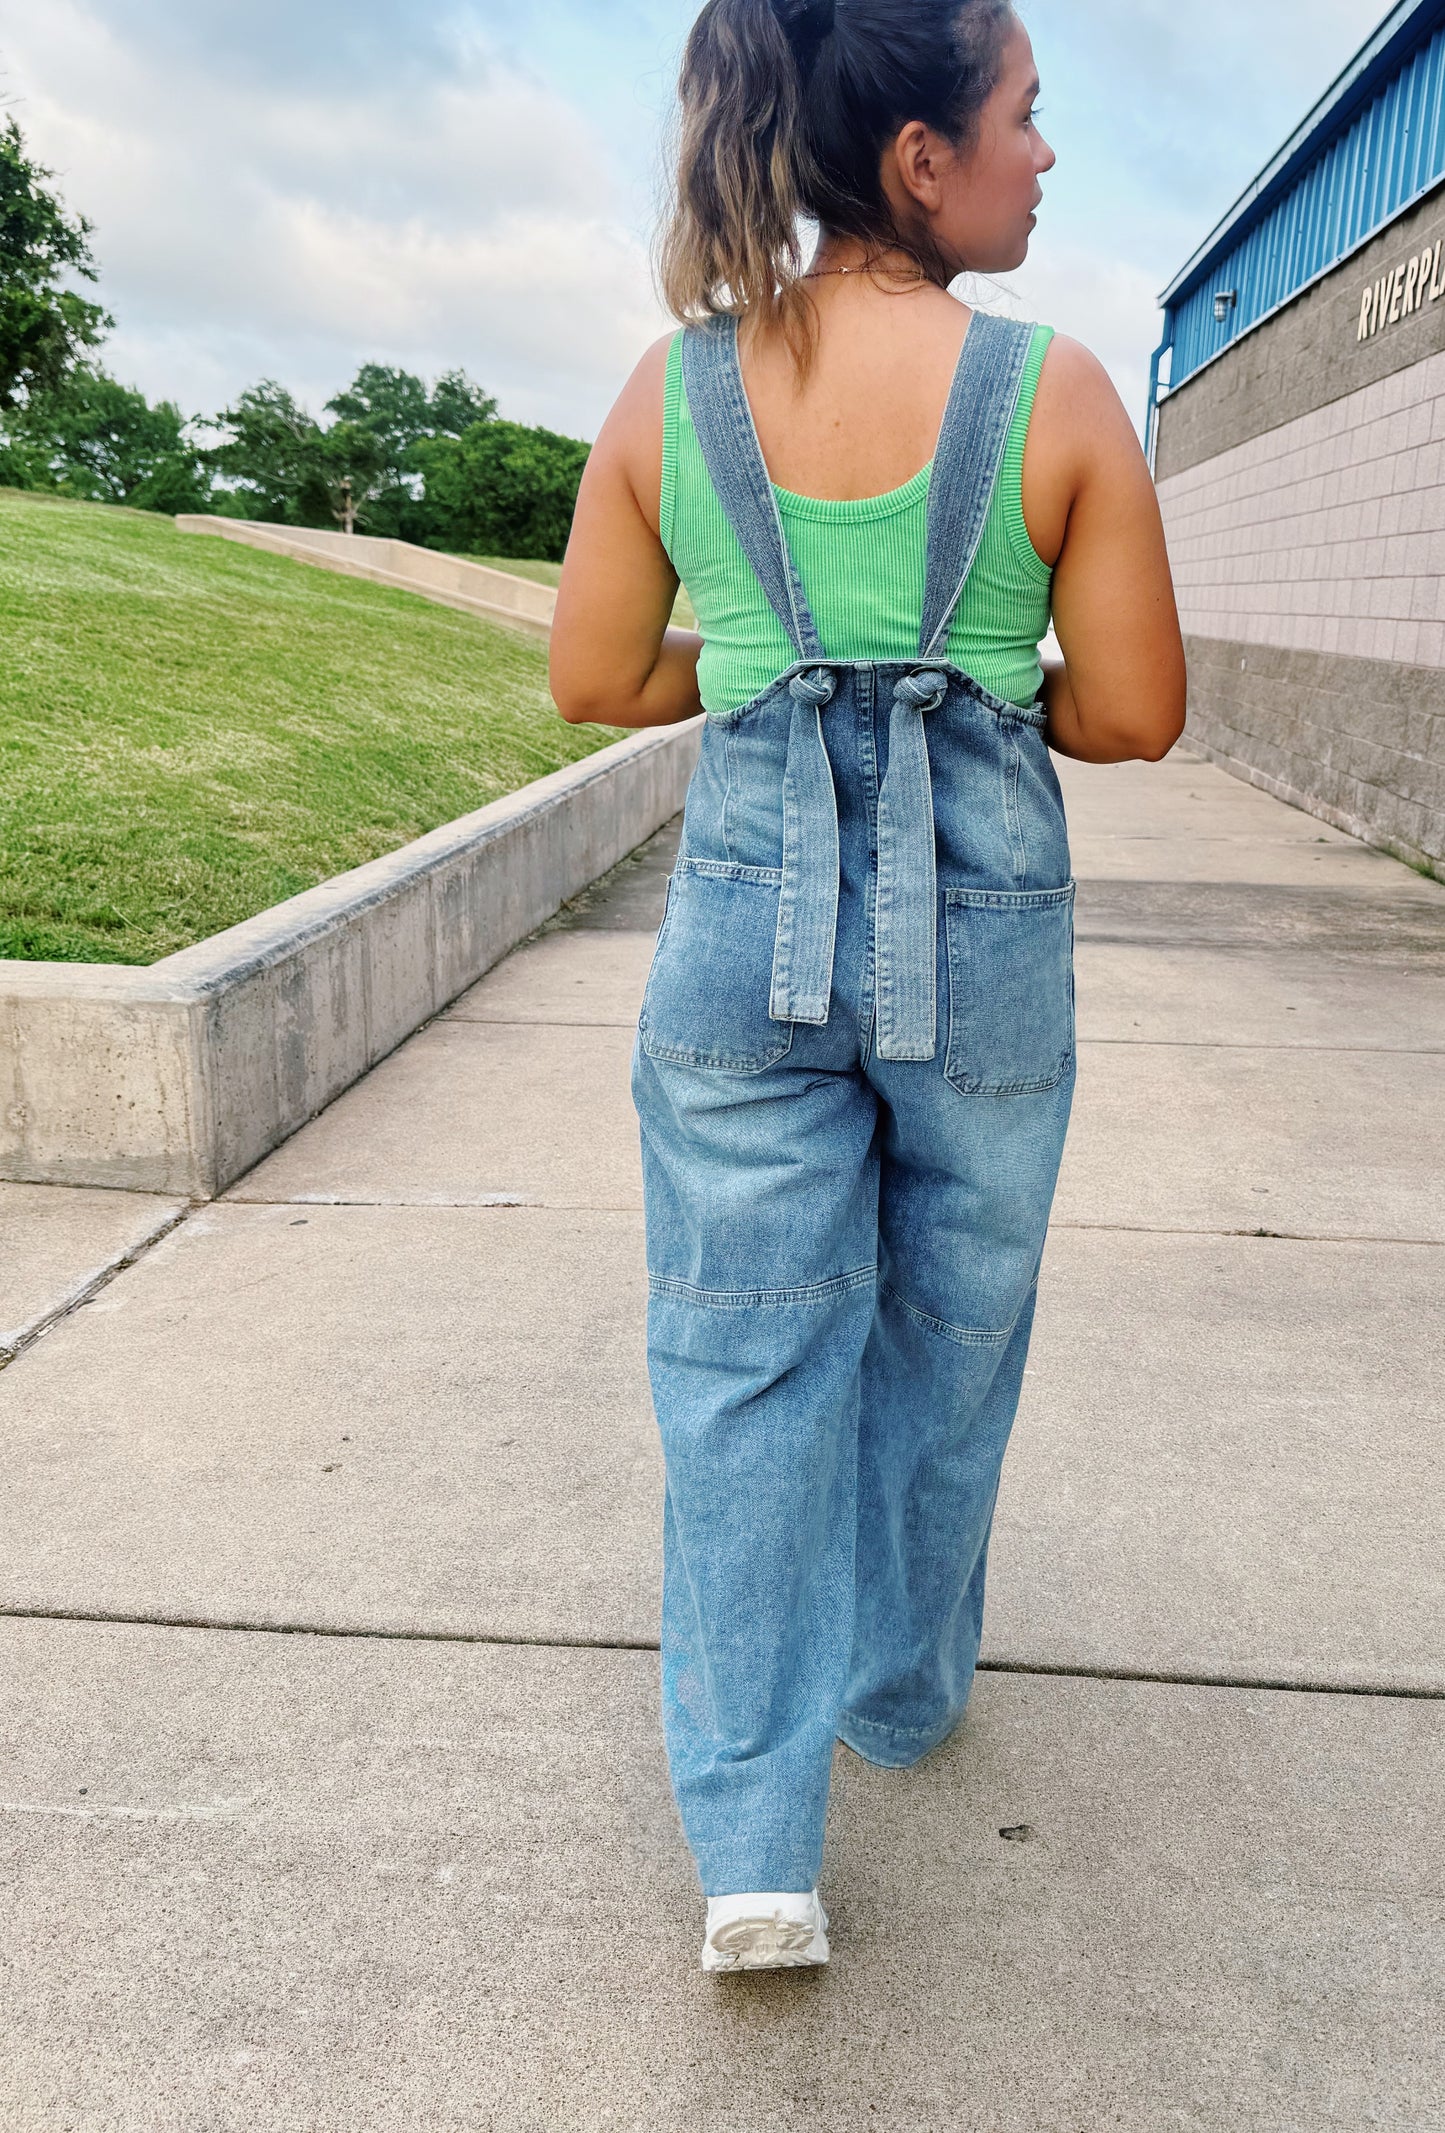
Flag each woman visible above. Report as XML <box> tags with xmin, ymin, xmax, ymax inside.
<box><xmin>551</xmin><ymin>0</ymin><xmax>1185</xmax><ymax>1972</ymax></box>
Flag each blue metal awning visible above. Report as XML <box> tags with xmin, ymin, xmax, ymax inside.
<box><xmin>1151</xmin><ymin>0</ymin><xmax>1445</xmax><ymax>428</ymax></box>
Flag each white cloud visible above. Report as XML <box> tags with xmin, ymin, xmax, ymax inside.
<box><xmin>2</xmin><ymin>0</ymin><xmax>670</xmax><ymax>435</ymax></box>
<box><xmin>1</xmin><ymin>0</ymin><xmax>1407</xmax><ymax>444</ymax></box>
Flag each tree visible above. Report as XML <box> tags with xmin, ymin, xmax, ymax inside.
<box><xmin>205</xmin><ymin>365</ymin><xmax>580</xmax><ymax>552</ymax></box>
<box><xmin>322</xmin><ymin>362</ymin><xmax>498</xmax><ymax>537</ymax></box>
<box><xmin>427</xmin><ymin>368</ymin><xmax>499</xmax><ymax>439</ymax></box>
<box><xmin>0</xmin><ymin>115</ymin><xmax>110</xmax><ymax>411</ymax></box>
<box><xmin>415</xmin><ymin>418</ymin><xmax>590</xmax><ymax>561</ymax></box>
<box><xmin>204</xmin><ymin>379</ymin><xmax>383</xmax><ymax>528</ymax></box>
<box><xmin>9</xmin><ymin>365</ymin><xmax>209</xmax><ymax>511</ymax></box>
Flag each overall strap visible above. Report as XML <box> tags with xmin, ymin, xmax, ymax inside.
<box><xmin>918</xmin><ymin>313</ymin><xmax>1036</xmax><ymax>662</ymax></box>
<box><xmin>876</xmin><ymin>313</ymin><xmax>1035</xmax><ymax>1064</ymax></box>
<box><xmin>682</xmin><ymin>313</ymin><xmax>839</xmax><ymax>1030</ymax></box>
<box><xmin>680</xmin><ymin>314</ymin><xmax>827</xmax><ymax>665</ymax></box>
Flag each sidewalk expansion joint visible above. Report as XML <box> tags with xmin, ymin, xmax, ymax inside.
<box><xmin>1052</xmin><ymin>1220</ymin><xmax>1443</xmax><ymax>1247</ymax></box>
<box><xmin>1077</xmin><ymin>1037</ymin><xmax>1445</xmax><ymax>1055</ymax></box>
<box><xmin>218</xmin><ymin>1197</ymin><xmax>644</xmax><ymax>1213</ymax></box>
<box><xmin>0</xmin><ymin>1605</ymin><xmax>661</xmax><ymax>1655</ymax></box>
<box><xmin>3</xmin><ymin>1607</ymin><xmax>1441</xmax><ymax>1702</ymax></box>
<box><xmin>0</xmin><ymin>1203</ymin><xmax>198</xmax><ymax>1374</ymax></box>
<box><xmin>974</xmin><ymin>1658</ymin><xmax>1444</xmax><ymax>1701</ymax></box>
<box><xmin>444</xmin><ymin>1017</ymin><xmax>640</xmax><ymax>1030</ymax></box>
<box><xmin>203</xmin><ymin>1209</ymin><xmax>1443</xmax><ymax>1242</ymax></box>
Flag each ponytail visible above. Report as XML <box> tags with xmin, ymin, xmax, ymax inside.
<box><xmin>658</xmin><ymin>0</ymin><xmax>813</xmax><ymax>359</ymax></box>
<box><xmin>658</xmin><ymin>0</ymin><xmax>1016</xmax><ymax>368</ymax></box>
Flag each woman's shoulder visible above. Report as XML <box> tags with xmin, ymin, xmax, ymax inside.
<box><xmin>587</xmin><ymin>330</ymin><xmax>679</xmax><ymax>511</ymax></box>
<box><xmin>1016</xmin><ymin>332</ymin><xmax>1143</xmax><ymax>566</ymax></box>
<box><xmin>1031</xmin><ymin>331</ymin><xmax>1123</xmax><ymax>415</ymax></box>
<box><xmin>1029</xmin><ymin>331</ymin><xmax>1138</xmax><ymax>477</ymax></box>
<box><xmin>608</xmin><ymin>331</ymin><xmax>679</xmax><ymax>439</ymax></box>
<box><xmin>570</xmin><ymin>329</ymin><xmax>677</xmax><ymax>541</ymax></box>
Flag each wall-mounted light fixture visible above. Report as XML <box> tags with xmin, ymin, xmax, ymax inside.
<box><xmin>1213</xmin><ymin>289</ymin><xmax>1239</xmax><ymax>324</ymax></box>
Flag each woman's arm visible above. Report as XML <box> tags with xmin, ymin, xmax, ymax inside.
<box><xmin>1029</xmin><ymin>337</ymin><xmax>1188</xmax><ymax>764</ymax></box>
<box><xmin>550</xmin><ymin>336</ymin><xmax>705</xmax><ymax>728</ymax></box>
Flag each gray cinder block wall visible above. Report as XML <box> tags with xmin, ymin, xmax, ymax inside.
<box><xmin>1154</xmin><ymin>181</ymin><xmax>1445</xmax><ymax>878</ymax></box>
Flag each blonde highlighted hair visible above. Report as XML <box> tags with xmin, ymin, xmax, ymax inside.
<box><xmin>658</xmin><ymin>0</ymin><xmax>1015</xmax><ymax>368</ymax></box>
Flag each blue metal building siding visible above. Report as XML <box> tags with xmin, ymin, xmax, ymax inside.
<box><xmin>1164</xmin><ymin>19</ymin><xmax>1445</xmax><ymax>390</ymax></box>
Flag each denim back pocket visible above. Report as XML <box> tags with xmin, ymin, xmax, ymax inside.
<box><xmin>943</xmin><ymin>882</ymin><xmax>1075</xmax><ymax>1096</ymax></box>
<box><xmin>639</xmin><ymin>858</ymin><xmax>794</xmax><ymax>1073</ymax></box>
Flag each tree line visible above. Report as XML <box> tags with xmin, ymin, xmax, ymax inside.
<box><xmin>0</xmin><ymin>113</ymin><xmax>590</xmax><ymax>560</ymax></box>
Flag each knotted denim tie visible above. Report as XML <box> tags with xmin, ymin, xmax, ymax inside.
<box><xmin>769</xmin><ymin>662</ymin><xmax>948</xmax><ymax>1060</ymax></box>
<box><xmin>769</xmin><ymin>666</ymin><xmax>840</xmax><ymax>1027</ymax></box>
<box><xmin>876</xmin><ymin>667</ymin><xmax>948</xmax><ymax>1060</ymax></box>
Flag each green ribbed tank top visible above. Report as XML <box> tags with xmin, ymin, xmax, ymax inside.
<box><xmin>660</xmin><ymin>321</ymin><xmax>1054</xmax><ymax>714</ymax></box>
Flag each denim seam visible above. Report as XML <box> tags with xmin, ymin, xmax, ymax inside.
<box><xmin>944</xmin><ymin>883</ymin><xmax>1075</xmax><ymax>909</ymax></box>
<box><xmin>676</xmin><ymin>857</ymin><xmax>784</xmax><ymax>885</ymax></box>
<box><xmin>639</xmin><ymin>1034</ymin><xmax>794</xmax><ymax>1073</ymax></box>
<box><xmin>1003</xmin><ymin>725</ymin><xmax>1027</xmax><ymax>879</ymax></box>
<box><xmin>881</xmin><ymin>1278</ymin><xmax>1035</xmax><ymax>1348</ymax></box>
<box><xmin>843</xmin><ymin>1710</ymin><xmax>957</xmax><ymax>1741</ymax></box>
<box><xmin>945</xmin><ymin>1062</ymin><xmax>1073</xmax><ymax>1098</ymax></box>
<box><xmin>721</xmin><ymin>725</ymin><xmax>736</xmax><ymax>864</ymax></box>
<box><xmin>649</xmin><ymin>1267</ymin><xmax>878</xmax><ymax>1310</ymax></box>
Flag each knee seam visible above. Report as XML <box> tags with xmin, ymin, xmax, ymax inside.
<box><xmin>880</xmin><ymin>1278</ymin><xmax>1037</xmax><ymax>1349</ymax></box>
<box><xmin>648</xmin><ymin>1266</ymin><xmax>877</xmax><ymax>1311</ymax></box>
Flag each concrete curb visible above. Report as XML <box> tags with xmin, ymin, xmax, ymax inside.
<box><xmin>175</xmin><ymin>518</ymin><xmax>556</xmax><ymax>639</ymax></box>
<box><xmin>1</xmin><ymin>722</ymin><xmax>701</xmax><ymax>1199</ymax></box>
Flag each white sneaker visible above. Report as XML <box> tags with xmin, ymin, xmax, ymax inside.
<box><xmin>701</xmin><ymin>1890</ymin><xmax>830</xmax><ymax>1972</ymax></box>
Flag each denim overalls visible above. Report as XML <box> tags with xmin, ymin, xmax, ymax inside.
<box><xmin>631</xmin><ymin>310</ymin><xmax>1076</xmax><ymax>1897</ymax></box>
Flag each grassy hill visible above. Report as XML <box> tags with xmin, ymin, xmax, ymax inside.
<box><xmin>471</xmin><ymin>555</ymin><xmax>564</xmax><ymax>589</ymax></box>
<box><xmin>0</xmin><ymin>492</ymin><xmax>626</xmax><ymax>965</ymax></box>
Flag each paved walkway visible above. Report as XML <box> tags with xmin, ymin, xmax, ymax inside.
<box><xmin>3</xmin><ymin>744</ymin><xmax>1443</xmax><ymax>2130</ymax></box>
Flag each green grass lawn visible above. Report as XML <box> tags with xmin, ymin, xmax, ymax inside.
<box><xmin>471</xmin><ymin>555</ymin><xmax>564</xmax><ymax>589</ymax></box>
<box><xmin>0</xmin><ymin>492</ymin><xmax>627</xmax><ymax>966</ymax></box>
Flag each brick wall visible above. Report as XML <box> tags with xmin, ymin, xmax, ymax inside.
<box><xmin>1157</xmin><ymin>349</ymin><xmax>1445</xmax><ymax>670</ymax></box>
<box><xmin>1153</xmin><ymin>192</ymin><xmax>1445</xmax><ymax>877</ymax></box>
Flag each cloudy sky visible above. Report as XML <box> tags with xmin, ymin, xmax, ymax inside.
<box><xmin>2</xmin><ymin>0</ymin><xmax>1392</xmax><ymax>439</ymax></box>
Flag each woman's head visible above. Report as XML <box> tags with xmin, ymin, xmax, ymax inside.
<box><xmin>658</xmin><ymin>0</ymin><xmax>1051</xmax><ymax>357</ymax></box>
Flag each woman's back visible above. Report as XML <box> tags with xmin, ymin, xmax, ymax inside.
<box><xmin>734</xmin><ymin>278</ymin><xmax>1076</xmax><ymax>553</ymax></box>
<box><xmin>663</xmin><ymin>299</ymin><xmax>1056</xmax><ymax>711</ymax></box>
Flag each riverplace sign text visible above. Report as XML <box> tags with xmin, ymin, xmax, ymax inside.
<box><xmin>1358</xmin><ymin>239</ymin><xmax>1444</xmax><ymax>339</ymax></box>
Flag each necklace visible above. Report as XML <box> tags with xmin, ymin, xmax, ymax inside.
<box><xmin>801</xmin><ymin>257</ymin><xmax>926</xmax><ymax>284</ymax></box>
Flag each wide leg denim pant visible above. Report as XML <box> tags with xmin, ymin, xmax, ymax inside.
<box><xmin>632</xmin><ymin>312</ymin><xmax>1076</xmax><ymax>1896</ymax></box>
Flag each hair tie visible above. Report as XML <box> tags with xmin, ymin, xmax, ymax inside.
<box><xmin>776</xmin><ymin>0</ymin><xmax>837</xmax><ymax>48</ymax></box>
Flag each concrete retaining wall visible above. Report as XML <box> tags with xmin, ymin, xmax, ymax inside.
<box><xmin>1</xmin><ymin>721</ymin><xmax>702</xmax><ymax>1199</ymax></box>
<box><xmin>176</xmin><ymin>518</ymin><xmax>556</xmax><ymax>639</ymax></box>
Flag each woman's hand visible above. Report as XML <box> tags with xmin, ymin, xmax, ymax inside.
<box><xmin>550</xmin><ymin>336</ymin><xmax>704</xmax><ymax>729</ymax></box>
<box><xmin>1028</xmin><ymin>336</ymin><xmax>1188</xmax><ymax>764</ymax></box>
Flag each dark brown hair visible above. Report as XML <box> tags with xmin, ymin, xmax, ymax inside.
<box><xmin>658</xmin><ymin>0</ymin><xmax>1016</xmax><ymax>365</ymax></box>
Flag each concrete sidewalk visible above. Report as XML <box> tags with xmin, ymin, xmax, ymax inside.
<box><xmin>2</xmin><ymin>744</ymin><xmax>1443</xmax><ymax>2130</ymax></box>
